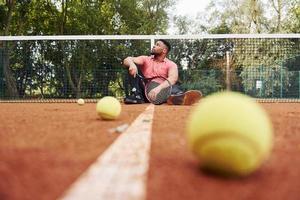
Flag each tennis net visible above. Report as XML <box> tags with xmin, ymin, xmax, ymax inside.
<box><xmin>1</xmin><ymin>34</ymin><xmax>300</xmax><ymax>102</ymax></box>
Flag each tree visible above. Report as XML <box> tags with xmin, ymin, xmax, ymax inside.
<box><xmin>0</xmin><ymin>0</ymin><xmax>19</xmax><ymax>98</ymax></box>
<box><xmin>172</xmin><ymin>15</ymin><xmax>193</xmax><ymax>34</ymax></box>
<box><xmin>203</xmin><ymin>0</ymin><xmax>268</xmax><ymax>33</ymax></box>
<box><xmin>180</xmin><ymin>0</ymin><xmax>298</xmax><ymax>34</ymax></box>
<box><xmin>269</xmin><ymin>0</ymin><xmax>283</xmax><ymax>32</ymax></box>
<box><xmin>0</xmin><ymin>0</ymin><xmax>174</xmax><ymax>99</ymax></box>
<box><xmin>283</xmin><ymin>0</ymin><xmax>300</xmax><ymax>33</ymax></box>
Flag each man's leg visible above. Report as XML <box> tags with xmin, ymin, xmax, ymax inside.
<box><xmin>167</xmin><ymin>85</ymin><xmax>202</xmax><ymax>105</ymax></box>
<box><xmin>171</xmin><ymin>84</ymin><xmax>184</xmax><ymax>95</ymax></box>
<box><xmin>124</xmin><ymin>69</ymin><xmax>148</xmax><ymax>104</ymax></box>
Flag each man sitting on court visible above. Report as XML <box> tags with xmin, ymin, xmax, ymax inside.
<box><xmin>122</xmin><ymin>39</ymin><xmax>202</xmax><ymax>105</ymax></box>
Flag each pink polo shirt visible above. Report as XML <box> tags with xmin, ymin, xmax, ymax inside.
<box><xmin>138</xmin><ymin>56</ymin><xmax>177</xmax><ymax>79</ymax></box>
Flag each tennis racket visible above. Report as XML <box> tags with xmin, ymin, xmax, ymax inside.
<box><xmin>136</xmin><ymin>73</ymin><xmax>172</xmax><ymax>105</ymax></box>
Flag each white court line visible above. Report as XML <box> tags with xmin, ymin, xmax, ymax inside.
<box><xmin>58</xmin><ymin>104</ymin><xmax>155</xmax><ymax>200</ymax></box>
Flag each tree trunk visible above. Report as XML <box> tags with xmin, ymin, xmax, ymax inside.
<box><xmin>2</xmin><ymin>44</ymin><xmax>19</xmax><ymax>98</ymax></box>
<box><xmin>65</xmin><ymin>62</ymin><xmax>83</xmax><ymax>98</ymax></box>
<box><xmin>2</xmin><ymin>0</ymin><xmax>19</xmax><ymax>98</ymax></box>
<box><xmin>250</xmin><ymin>0</ymin><xmax>262</xmax><ymax>33</ymax></box>
<box><xmin>271</xmin><ymin>0</ymin><xmax>282</xmax><ymax>32</ymax></box>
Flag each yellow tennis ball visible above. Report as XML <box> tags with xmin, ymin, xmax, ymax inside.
<box><xmin>77</xmin><ymin>98</ymin><xmax>85</xmax><ymax>105</ymax></box>
<box><xmin>186</xmin><ymin>91</ymin><xmax>273</xmax><ymax>177</ymax></box>
<box><xmin>96</xmin><ymin>96</ymin><xmax>121</xmax><ymax>120</ymax></box>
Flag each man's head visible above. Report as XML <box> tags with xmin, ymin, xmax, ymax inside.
<box><xmin>151</xmin><ymin>39</ymin><xmax>171</xmax><ymax>56</ymax></box>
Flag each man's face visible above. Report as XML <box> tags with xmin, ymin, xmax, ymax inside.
<box><xmin>151</xmin><ymin>41</ymin><xmax>167</xmax><ymax>55</ymax></box>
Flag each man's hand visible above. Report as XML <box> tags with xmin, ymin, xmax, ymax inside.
<box><xmin>124</xmin><ymin>56</ymin><xmax>143</xmax><ymax>78</ymax></box>
<box><xmin>128</xmin><ymin>64</ymin><xmax>138</xmax><ymax>77</ymax></box>
<box><xmin>148</xmin><ymin>87</ymin><xmax>161</xmax><ymax>101</ymax></box>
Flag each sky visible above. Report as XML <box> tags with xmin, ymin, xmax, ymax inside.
<box><xmin>168</xmin><ymin>0</ymin><xmax>210</xmax><ymax>34</ymax></box>
<box><xmin>174</xmin><ymin>0</ymin><xmax>210</xmax><ymax>18</ymax></box>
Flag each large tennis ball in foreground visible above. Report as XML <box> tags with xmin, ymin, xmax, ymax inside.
<box><xmin>186</xmin><ymin>92</ymin><xmax>273</xmax><ymax>177</ymax></box>
<box><xmin>96</xmin><ymin>96</ymin><xmax>121</xmax><ymax>120</ymax></box>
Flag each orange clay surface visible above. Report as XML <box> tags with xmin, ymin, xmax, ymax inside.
<box><xmin>1</xmin><ymin>103</ymin><xmax>300</xmax><ymax>200</ymax></box>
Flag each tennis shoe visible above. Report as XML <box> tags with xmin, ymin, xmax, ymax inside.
<box><xmin>167</xmin><ymin>90</ymin><xmax>202</xmax><ymax>105</ymax></box>
<box><xmin>124</xmin><ymin>94</ymin><xmax>145</xmax><ymax>104</ymax></box>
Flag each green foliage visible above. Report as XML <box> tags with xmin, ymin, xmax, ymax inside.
<box><xmin>186</xmin><ymin>0</ymin><xmax>298</xmax><ymax>34</ymax></box>
<box><xmin>239</xmin><ymin>66</ymin><xmax>296</xmax><ymax>98</ymax></box>
<box><xmin>0</xmin><ymin>4</ymin><xmax>6</xmax><ymax>32</ymax></box>
<box><xmin>1</xmin><ymin>0</ymin><xmax>300</xmax><ymax>99</ymax></box>
<box><xmin>1</xmin><ymin>0</ymin><xmax>172</xmax><ymax>35</ymax></box>
<box><xmin>233</xmin><ymin>38</ymin><xmax>300</xmax><ymax>69</ymax></box>
<box><xmin>180</xmin><ymin>69</ymin><xmax>224</xmax><ymax>96</ymax></box>
<box><xmin>209</xmin><ymin>21</ymin><xmax>232</xmax><ymax>34</ymax></box>
<box><xmin>0</xmin><ymin>0</ymin><xmax>172</xmax><ymax>98</ymax></box>
<box><xmin>284</xmin><ymin>3</ymin><xmax>300</xmax><ymax>33</ymax></box>
<box><xmin>169</xmin><ymin>38</ymin><xmax>231</xmax><ymax>71</ymax></box>
<box><xmin>0</xmin><ymin>48</ymin><xmax>4</xmax><ymax>97</ymax></box>
<box><xmin>172</xmin><ymin>16</ymin><xmax>193</xmax><ymax>34</ymax></box>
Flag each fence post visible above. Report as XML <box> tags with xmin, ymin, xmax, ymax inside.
<box><xmin>150</xmin><ymin>38</ymin><xmax>155</xmax><ymax>51</ymax></box>
<box><xmin>271</xmin><ymin>69</ymin><xmax>274</xmax><ymax>98</ymax></box>
<box><xmin>226</xmin><ymin>51</ymin><xmax>231</xmax><ymax>91</ymax></box>
<box><xmin>280</xmin><ymin>67</ymin><xmax>283</xmax><ymax>98</ymax></box>
<box><xmin>259</xmin><ymin>65</ymin><xmax>263</xmax><ymax>97</ymax></box>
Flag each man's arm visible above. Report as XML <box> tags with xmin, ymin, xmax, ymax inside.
<box><xmin>166</xmin><ymin>65</ymin><xmax>178</xmax><ymax>85</ymax></box>
<box><xmin>123</xmin><ymin>56</ymin><xmax>145</xmax><ymax>77</ymax></box>
<box><xmin>156</xmin><ymin>65</ymin><xmax>178</xmax><ymax>89</ymax></box>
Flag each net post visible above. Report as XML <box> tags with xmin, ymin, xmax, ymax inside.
<box><xmin>150</xmin><ymin>38</ymin><xmax>155</xmax><ymax>51</ymax></box>
<box><xmin>226</xmin><ymin>51</ymin><xmax>231</xmax><ymax>91</ymax></box>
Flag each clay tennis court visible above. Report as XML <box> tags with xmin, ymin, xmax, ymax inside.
<box><xmin>0</xmin><ymin>102</ymin><xmax>300</xmax><ymax>200</ymax></box>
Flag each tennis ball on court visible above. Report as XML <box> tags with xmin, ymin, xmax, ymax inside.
<box><xmin>77</xmin><ymin>98</ymin><xmax>85</xmax><ymax>105</ymax></box>
<box><xmin>186</xmin><ymin>91</ymin><xmax>273</xmax><ymax>177</ymax></box>
<box><xmin>96</xmin><ymin>96</ymin><xmax>121</xmax><ymax>120</ymax></box>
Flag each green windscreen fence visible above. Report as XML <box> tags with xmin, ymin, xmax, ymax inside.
<box><xmin>0</xmin><ymin>35</ymin><xmax>300</xmax><ymax>100</ymax></box>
